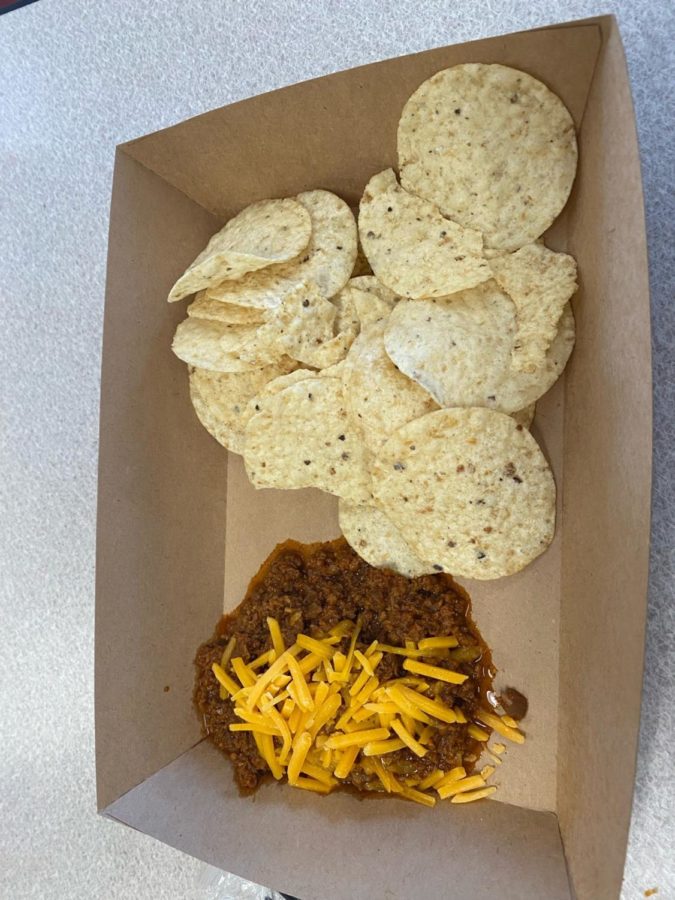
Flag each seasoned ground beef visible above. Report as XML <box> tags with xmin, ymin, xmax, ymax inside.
<box><xmin>194</xmin><ymin>538</ymin><xmax>494</xmax><ymax>794</ymax></box>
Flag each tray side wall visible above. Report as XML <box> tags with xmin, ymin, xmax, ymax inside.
<box><xmin>558</xmin><ymin>18</ymin><xmax>652</xmax><ymax>900</ymax></box>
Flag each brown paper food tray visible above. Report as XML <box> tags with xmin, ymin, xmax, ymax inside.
<box><xmin>95</xmin><ymin>16</ymin><xmax>651</xmax><ymax>900</ymax></box>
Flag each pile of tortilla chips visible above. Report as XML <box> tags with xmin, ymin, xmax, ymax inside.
<box><xmin>170</xmin><ymin>63</ymin><xmax>579</xmax><ymax>581</ymax></box>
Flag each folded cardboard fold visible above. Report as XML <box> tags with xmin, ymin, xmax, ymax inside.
<box><xmin>95</xmin><ymin>16</ymin><xmax>651</xmax><ymax>900</ymax></box>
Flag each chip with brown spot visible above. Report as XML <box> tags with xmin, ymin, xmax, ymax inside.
<box><xmin>398</xmin><ymin>63</ymin><xmax>577</xmax><ymax>252</ymax></box>
<box><xmin>372</xmin><ymin>407</ymin><xmax>556</xmax><ymax>579</ymax></box>
<box><xmin>244</xmin><ymin>372</ymin><xmax>371</xmax><ymax>502</ymax></box>
<box><xmin>359</xmin><ymin>169</ymin><xmax>490</xmax><ymax>299</ymax></box>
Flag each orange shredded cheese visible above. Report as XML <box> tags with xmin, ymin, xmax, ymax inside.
<box><xmin>211</xmin><ymin>663</ymin><xmax>239</xmax><ymax>697</ymax></box>
<box><xmin>437</xmin><ymin>775</ymin><xmax>486</xmax><ymax>800</ymax></box>
<box><xmin>333</xmin><ymin>745</ymin><xmax>360</xmax><ymax>779</ymax></box>
<box><xmin>477</xmin><ymin>710</ymin><xmax>526</xmax><ymax>743</ymax></box>
<box><xmin>391</xmin><ymin>718</ymin><xmax>428</xmax><ymax>757</ymax></box>
<box><xmin>468</xmin><ymin>724</ymin><xmax>490</xmax><ymax>741</ymax></box>
<box><xmin>394</xmin><ymin>685</ymin><xmax>457</xmax><ymax>724</ymax></box>
<box><xmin>362</xmin><ymin>738</ymin><xmax>407</xmax><ymax>756</ymax></box>
<box><xmin>402</xmin><ymin>658</ymin><xmax>468</xmax><ymax>684</ymax></box>
<box><xmin>213</xmin><ymin>617</ymin><xmax>523</xmax><ymax>808</ymax></box>
<box><xmin>451</xmin><ymin>786</ymin><xmax>497</xmax><ymax>804</ymax></box>
<box><xmin>266</xmin><ymin>617</ymin><xmax>285</xmax><ymax>657</ymax></box>
<box><xmin>417</xmin><ymin>636</ymin><xmax>459</xmax><ymax>650</ymax></box>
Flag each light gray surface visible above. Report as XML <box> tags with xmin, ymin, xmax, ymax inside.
<box><xmin>0</xmin><ymin>1</ymin><xmax>672</xmax><ymax>898</ymax></box>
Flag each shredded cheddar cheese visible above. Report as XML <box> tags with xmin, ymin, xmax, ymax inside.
<box><xmin>294</xmin><ymin>775</ymin><xmax>333</xmax><ymax>794</ymax></box>
<box><xmin>362</xmin><ymin>738</ymin><xmax>407</xmax><ymax>756</ymax></box>
<box><xmin>211</xmin><ymin>663</ymin><xmax>239</xmax><ymax>697</ymax></box>
<box><xmin>333</xmin><ymin>744</ymin><xmax>360</xmax><ymax>778</ymax></box>
<box><xmin>213</xmin><ymin>619</ymin><xmax>524</xmax><ymax>807</ymax></box>
<box><xmin>231</xmin><ymin>657</ymin><xmax>257</xmax><ymax>688</ymax></box>
<box><xmin>417</xmin><ymin>636</ymin><xmax>459</xmax><ymax>650</ymax></box>
<box><xmin>266</xmin><ymin>617</ymin><xmax>285</xmax><ymax>657</ymax></box>
<box><xmin>402</xmin><ymin>658</ymin><xmax>468</xmax><ymax>684</ymax></box>
<box><xmin>477</xmin><ymin>710</ymin><xmax>526</xmax><ymax>744</ymax></box>
<box><xmin>435</xmin><ymin>766</ymin><xmax>466</xmax><ymax>789</ymax></box>
<box><xmin>437</xmin><ymin>774</ymin><xmax>486</xmax><ymax>800</ymax></box>
<box><xmin>391</xmin><ymin>718</ymin><xmax>428</xmax><ymax>757</ymax></box>
<box><xmin>468</xmin><ymin>724</ymin><xmax>490</xmax><ymax>741</ymax></box>
<box><xmin>451</xmin><ymin>786</ymin><xmax>497</xmax><ymax>804</ymax></box>
<box><xmin>287</xmin><ymin>731</ymin><xmax>312</xmax><ymax>784</ymax></box>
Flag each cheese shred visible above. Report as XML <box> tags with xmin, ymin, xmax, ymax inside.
<box><xmin>391</xmin><ymin>719</ymin><xmax>428</xmax><ymax>758</ymax></box>
<box><xmin>213</xmin><ymin>618</ymin><xmax>523</xmax><ymax>808</ymax></box>
<box><xmin>402</xmin><ymin>658</ymin><xmax>468</xmax><ymax>684</ymax></box>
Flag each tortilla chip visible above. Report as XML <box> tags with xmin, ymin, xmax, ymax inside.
<box><xmin>384</xmin><ymin>283</ymin><xmax>575</xmax><ymax>412</ymax></box>
<box><xmin>383</xmin><ymin>282</ymin><xmax>514</xmax><ymax>408</ymax></box>
<box><xmin>187</xmin><ymin>292</ymin><xmax>266</xmax><ymax>325</ymax></box>
<box><xmin>359</xmin><ymin>169</ymin><xmax>490</xmax><ymax>298</ymax></box>
<box><xmin>245</xmin><ymin>369</ymin><xmax>317</xmax><ymax>420</ymax></box>
<box><xmin>496</xmin><ymin>303</ymin><xmax>575</xmax><ymax>411</ymax></box>
<box><xmin>348</xmin><ymin>276</ymin><xmax>400</xmax><ymax>327</ymax></box>
<box><xmin>339</xmin><ymin>500</ymin><xmax>435</xmax><ymax>577</ymax></box>
<box><xmin>244</xmin><ymin>374</ymin><xmax>371</xmax><ymax>503</ymax></box>
<box><xmin>246</xmin><ymin>363</ymin><xmax>350</xmax><ymax>431</ymax></box>
<box><xmin>238</xmin><ymin>280</ymin><xmax>337</xmax><ymax>367</ymax></box>
<box><xmin>350</xmin><ymin>291</ymin><xmax>392</xmax><ymax>327</ymax></box>
<box><xmin>372</xmin><ymin>408</ymin><xmax>556</xmax><ymax>579</ymax></box>
<box><xmin>206</xmin><ymin>190</ymin><xmax>357</xmax><ymax>309</ymax></box>
<box><xmin>171</xmin><ymin>318</ymin><xmax>260</xmax><ymax>372</ymax></box>
<box><xmin>320</xmin><ymin>360</ymin><xmax>346</xmax><ymax>378</ymax></box>
<box><xmin>294</xmin><ymin>284</ymin><xmax>361</xmax><ymax>369</ymax></box>
<box><xmin>489</xmin><ymin>243</ymin><xmax>578</xmax><ymax>372</ymax></box>
<box><xmin>258</xmin><ymin>368</ymin><xmax>317</xmax><ymax>394</ymax></box>
<box><xmin>343</xmin><ymin>320</ymin><xmax>438</xmax><ymax>453</ymax></box>
<box><xmin>398</xmin><ymin>63</ymin><xmax>577</xmax><ymax>253</ymax></box>
<box><xmin>168</xmin><ymin>198</ymin><xmax>311</xmax><ymax>301</ymax></box>
<box><xmin>349</xmin><ymin>276</ymin><xmax>400</xmax><ymax>307</ymax></box>
<box><xmin>189</xmin><ymin>359</ymin><xmax>296</xmax><ymax>454</ymax></box>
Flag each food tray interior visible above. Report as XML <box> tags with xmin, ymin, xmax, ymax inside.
<box><xmin>95</xmin><ymin>17</ymin><xmax>651</xmax><ymax>900</ymax></box>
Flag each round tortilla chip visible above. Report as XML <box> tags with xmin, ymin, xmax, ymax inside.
<box><xmin>206</xmin><ymin>191</ymin><xmax>357</xmax><ymax>309</ymax></box>
<box><xmin>350</xmin><ymin>291</ymin><xmax>392</xmax><ymax>328</ymax></box>
<box><xmin>496</xmin><ymin>303</ymin><xmax>575</xmax><ymax>411</ymax></box>
<box><xmin>343</xmin><ymin>320</ymin><xmax>438</xmax><ymax>453</ymax></box>
<box><xmin>383</xmin><ymin>282</ymin><xmax>514</xmax><ymax>408</ymax></box>
<box><xmin>339</xmin><ymin>500</ymin><xmax>435</xmax><ymax>578</ymax></box>
<box><xmin>257</xmin><ymin>368</ymin><xmax>318</xmax><ymax>396</ymax></box>
<box><xmin>359</xmin><ymin>169</ymin><xmax>490</xmax><ymax>298</ymax></box>
<box><xmin>246</xmin><ymin>369</ymin><xmax>318</xmax><ymax>420</ymax></box>
<box><xmin>489</xmin><ymin>242</ymin><xmax>578</xmax><ymax>373</ymax></box>
<box><xmin>349</xmin><ymin>276</ymin><xmax>400</xmax><ymax>327</ymax></box>
<box><xmin>244</xmin><ymin>374</ymin><xmax>371</xmax><ymax>503</ymax></box>
<box><xmin>398</xmin><ymin>63</ymin><xmax>577</xmax><ymax>253</ymax></box>
<box><xmin>295</xmin><ymin>284</ymin><xmax>362</xmax><ymax>369</ymax></box>
<box><xmin>349</xmin><ymin>276</ymin><xmax>400</xmax><ymax>308</ymax></box>
<box><xmin>189</xmin><ymin>359</ymin><xmax>296</xmax><ymax>454</ymax></box>
<box><xmin>171</xmin><ymin>318</ymin><xmax>260</xmax><ymax>372</ymax></box>
<box><xmin>384</xmin><ymin>284</ymin><xmax>574</xmax><ymax>412</ymax></box>
<box><xmin>187</xmin><ymin>292</ymin><xmax>266</xmax><ymax>325</ymax></box>
<box><xmin>238</xmin><ymin>279</ymin><xmax>337</xmax><ymax>367</ymax></box>
<box><xmin>249</xmin><ymin>363</ymin><xmax>344</xmax><ymax>419</ymax></box>
<box><xmin>168</xmin><ymin>198</ymin><xmax>311</xmax><ymax>301</ymax></box>
<box><xmin>372</xmin><ymin>407</ymin><xmax>556</xmax><ymax>579</ymax></box>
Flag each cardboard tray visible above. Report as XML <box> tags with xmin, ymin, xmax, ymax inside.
<box><xmin>95</xmin><ymin>16</ymin><xmax>652</xmax><ymax>900</ymax></box>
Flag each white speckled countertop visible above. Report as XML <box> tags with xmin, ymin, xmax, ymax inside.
<box><xmin>1</xmin><ymin>2</ymin><xmax>673</xmax><ymax>898</ymax></box>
